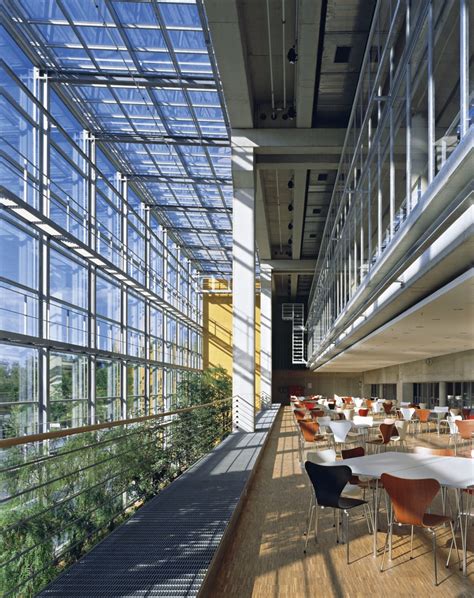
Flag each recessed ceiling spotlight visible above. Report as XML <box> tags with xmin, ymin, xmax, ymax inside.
<box><xmin>288</xmin><ymin>203</ymin><xmax>294</xmax><ymax>211</ymax></box>
<box><xmin>288</xmin><ymin>238</ymin><xmax>292</xmax><ymax>245</ymax></box>
<box><xmin>288</xmin><ymin>178</ymin><xmax>294</xmax><ymax>189</ymax></box>
<box><xmin>260</xmin><ymin>112</ymin><xmax>267</xmax><ymax>120</ymax></box>
<box><xmin>288</xmin><ymin>222</ymin><xmax>293</xmax><ymax>230</ymax></box>
<box><xmin>271</xmin><ymin>111</ymin><xmax>277</xmax><ymax>120</ymax></box>
<box><xmin>287</xmin><ymin>106</ymin><xmax>297</xmax><ymax>120</ymax></box>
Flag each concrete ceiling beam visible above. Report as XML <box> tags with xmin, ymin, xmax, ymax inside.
<box><xmin>296</xmin><ymin>0</ymin><xmax>323</xmax><ymax>127</ymax></box>
<box><xmin>260</xmin><ymin>259</ymin><xmax>317</xmax><ymax>273</ymax></box>
<box><xmin>203</xmin><ymin>0</ymin><xmax>254</xmax><ymax>128</ymax></box>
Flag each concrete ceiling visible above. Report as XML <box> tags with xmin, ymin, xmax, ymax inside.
<box><xmin>204</xmin><ymin>0</ymin><xmax>376</xmax><ymax>297</ymax></box>
<box><xmin>316</xmin><ymin>272</ymin><xmax>474</xmax><ymax>372</ymax></box>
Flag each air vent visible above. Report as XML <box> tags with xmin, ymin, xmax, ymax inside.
<box><xmin>313</xmin><ymin>208</ymin><xmax>321</xmax><ymax>215</ymax></box>
<box><xmin>317</xmin><ymin>173</ymin><xmax>328</xmax><ymax>181</ymax></box>
<box><xmin>309</xmin><ymin>233</ymin><xmax>316</xmax><ymax>239</ymax></box>
<box><xmin>334</xmin><ymin>46</ymin><xmax>351</xmax><ymax>63</ymax></box>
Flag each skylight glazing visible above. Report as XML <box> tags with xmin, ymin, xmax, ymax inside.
<box><xmin>7</xmin><ymin>0</ymin><xmax>232</xmax><ymax>275</ymax></box>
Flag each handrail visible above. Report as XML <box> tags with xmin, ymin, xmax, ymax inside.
<box><xmin>0</xmin><ymin>397</ymin><xmax>234</xmax><ymax>449</ymax></box>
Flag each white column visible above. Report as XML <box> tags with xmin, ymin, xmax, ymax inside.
<box><xmin>260</xmin><ymin>265</ymin><xmax>272</xmax><ymax>408</ymax></box>
<box><xmin>232</xmin><ymin>140</ymin><xmax>256</xmax><ymax>432</ymax></box>
<box><xmin>438</xmin><ymin>381</ymin><xmax>447</xmax><ymax>407</ymax></box>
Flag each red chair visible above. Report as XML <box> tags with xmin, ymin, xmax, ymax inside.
<box><xmin>380</xmin><ymin>474</ymin><xmax>459</xmax><ymax>585</ymax></box>
<box><xmin>358</xmin><ymin>408</ymin><xmax>369</xmax><ymax>417</ymax></box>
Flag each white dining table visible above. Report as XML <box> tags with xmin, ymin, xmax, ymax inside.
<box><xmin>327</xmin><ymin>451</ymin><xmax>474</xmax><ymax>571</ymax></box>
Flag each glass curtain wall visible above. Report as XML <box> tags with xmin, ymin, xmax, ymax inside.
<box><xmin>0</xmin><ymin>25</ymin><xmax>203</xmax><ymax>439</ymax></box>
<box><xmin>307</xmin><ymin>0</ymin><xmax>472</xmax><ymax>359</ymax></box>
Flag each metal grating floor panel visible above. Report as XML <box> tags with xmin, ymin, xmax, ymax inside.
<box><xmin>38</xmin><ymin>407</ymin><xmax>279</xmax><ymax>598</ymax></box>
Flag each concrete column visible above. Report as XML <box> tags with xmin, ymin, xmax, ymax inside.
<box><xmin>232</xmin><ymin>139</ymin><xmax>256</xmax><ymax>432</ymax></box>
<box><xmin>438</xmin><ymin>381</ymin><xmax>447</xmax><ymax>406</ymax></box>
<box><xmin>260</xmin><ymin>265</ymin><xmax>272</xmax><ymax>408</ymax></box>
<box><xmin>378</xmin><ymin>384</ymin><xmax>384</xmax><ymax>400</ymax></box>
<box><xmin>402</xmin><ymin>383</ymin><xmax>414</xmax><ymax>403</ymax></box>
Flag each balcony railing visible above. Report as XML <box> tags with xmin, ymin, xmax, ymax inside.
<box><xmin>0</xmin><ymin>398</ymin><xmax>233</xmax><ymax>597</ymax></box>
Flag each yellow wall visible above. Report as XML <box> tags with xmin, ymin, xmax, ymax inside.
<box><xmin>202</xmin><ymin>291</ymin><xmax>261</xmax><ymax>409</ymax></box>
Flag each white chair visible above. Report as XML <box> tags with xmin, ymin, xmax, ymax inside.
<box><xmin>433</xmin><ymin>406</ymin><xmax>449</xmax><ymax>435</ymax></box>
<box><xmin>342</xmin><ymin>408</ymin><xmax>354</xmax><ymax>421</ymax></box>
<box><xmin>353</xmin><ymin>397</ymin><xmax>364</xmax><ymax>409</ymax></box>
<box><xmin>400</xmin><ymin>401</ymin><xmax>411</xmax><ymax>407</ymax></box>
<box><xmin>390</xmin><ymin>420</ymin><xmax>408</xmax><ymax>451</ymax></box>
<box><xmin>447</xmin><ymin>415</ymin><xmax>462</xmax><ymax>449</ymax></box>
<box><xmin>352</xmin><ymin>415</ymin><xmax>374</xmax><ymax>441</ymax></box>
<box><xmin>328</xmin><ymin>420</ymin><xmax>358</xmax><ymax>454</ymax></box>
<box><xmin>400</xmin><ymin>407</ymin><xmax>416</xmax><ymax>433</ymax></box>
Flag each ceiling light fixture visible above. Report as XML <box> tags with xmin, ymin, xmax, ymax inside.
<box><xmin>287</xmin><ymin>106</ymin><xmax>297</xmax><ymax>120</ymax></box>
<box><xmin>288</xmin><ymin>203</ymin><xmax>293</xmax><ymax>212</ymax></box>
<box><xmin>288</xmin><ymin>222</ymin><xmax>293</xmax><ymax>230</ymax></box>
<box><xmin>288</xmin><ymin>178</ymin><xmax>294</xmax><ymax>189</ymax></box>
<box><xmin>287</xmin><ymin>45</ymin><xmax>298</xmax><ymax>64</ymax></box>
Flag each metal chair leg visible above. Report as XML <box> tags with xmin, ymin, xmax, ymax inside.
<box><xmin>345</xmin><ymin>510</ymin><xmax>350</xmax><ymax>564</ymax></box>
<box><xmin>304</xmin><ymin>505</ymin><xmax>315</xmax><ymax>552</ymax></box>
<box><xmin>432</xmin><ymin>528</ymin><xmax>438</xmax><ymax>586</ymax></box>
<box><xmin>410</xmin><ymin>525</ymin><xmax>414</xmax><ymax>558</ymax></box>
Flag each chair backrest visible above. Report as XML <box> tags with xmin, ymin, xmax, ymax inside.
<box><xmin>303</xmin><ymin>401</ymin><xmax>317</xmax><ymax>410</ymax></box>
<box><xmin>456</xmin><ymin>419</ymin><xmax>474</xmax><ymax>440</ymax></box>
<box><xmin>358</xmin><ymin>408</ymin><xmax>369</xmax><ymax>417</ymax></box>
<box><xmin>383</xmin><ymin>401</ymin><xmax>393</xmax><ymax>414</ymax></box>
<box><xmin>318</xmin><ymin>416</ymin><xmax>332</xmax><ymax>430</ymax></box>
<box><xmin>306</xmin><ymin>448</ymin><xmax>336</xmax><ymax>464</ymax></box>
<box><xmin>298</xmin><ymin>420</ymin><xmax>319</xmax><ymax>442</ymax></box>
<box><xmin>413</xmin><ymin>446</ymin><xmax>455</xmax><ymax>457</ymax></box>
<box><xmin>447</xmin><ymin>415</ymin><xmax>462</xmax><ymax>434</ymax></box>
<box><xmin>293</xmin><ymin>409</ymin><xmax>306</xmax><ymax>421</ymax></box>
<box><xmin>433</xmin><ymin>406</ymin><xmax>449</xmax><ymax>413</ymax></box>
<box><xmin>305</xmin><ymin>461</ymin><xmax>352</xmax><ymax>508</ymax></box>
<box><xmin>400</xmin><ymin>407</ymin><xmax>415</xmax><ymax>421</ymax></box>
<box><xmin>342</xmin><ymin>408</ymin><xmax>354</xmax><ymax>421</ymax></box>
<box><xmin>379</xmin><ymin>422</ymin><xmax>395</xmax><ymax>444</ymax></box>
<box><xmin>353</xmin><ymin>398</ymin><xmax>364</xmax><ymax>408</ymax></box>
<box><xmin>310</xmin><ymin>409</ymin><xmax>325</xmax><ymax>420</ymax></box>
<box><xmin>341</xmin><ymin>446</ymin><xmax>365</xmax><ymax>459</ymax></box>
<box><xmin>394</xmin><ymin>420</ymin><xmax>408</xmax><ymax>439</ymax></box>
<box><xmin>328</xmin><ymin>420</ymin><xmax>353</xmax><ymax>442</ymax></box>
<box><xmin>417</xmin><ymin>408</ymin><xmax>431</xmax><ymax>422</ymax></box>
<box><xmin>449</xmin><ymin>408</ymin><xmax>461</xmax><ymax>417</ymax></box>
<box><xmin>353</xmin><ymin>415</ymin><xmax>373</xmax><ymax>427</ymax></box>
<box><xmin>381</xmin><ymin>473</ymin><xmax>440</xmax><ymax>526</ymax></box>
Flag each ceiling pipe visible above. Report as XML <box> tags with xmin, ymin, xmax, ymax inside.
<box><xmin>282</xmin><ymin>0</ymin><xmax>287</xmax><ymax>110</ymax></box>
<box><xmin>266</xmin><ymin>0</ymin><xmax>276</xmax><ymax>116</ymax></box>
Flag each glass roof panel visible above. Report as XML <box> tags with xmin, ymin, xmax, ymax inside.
<box><xmin>9</xmin><ymin>0</ymin><xmax>232</xmax><ymax>275</ymax></box>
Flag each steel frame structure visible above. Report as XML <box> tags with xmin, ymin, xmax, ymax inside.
<box><xmin>307</xmin><ymin>0</ymin><xmax>472</xmax><ymax>363</ymax></box>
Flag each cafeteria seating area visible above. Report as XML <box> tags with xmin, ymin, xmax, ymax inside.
<box><xmin>208</xmin><ymin>400</ymin><xmax>473</xmax><ymax>596</ymax></box>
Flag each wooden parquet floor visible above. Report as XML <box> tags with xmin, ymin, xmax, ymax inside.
<box><xmin>206</xmin><ymin>407</ymin><xmax>474</xmax><ymax>598</ymax></box>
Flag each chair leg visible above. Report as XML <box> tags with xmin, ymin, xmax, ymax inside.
<box><xmin>446</xmin><ymin>520</ymin><xmax>460</xmax><ymax>569</ymax></box>
<box><xmin>345</xmin><ymin>510</ymin><xmax>350</xmax><ymax>564</ymax></box>
<box><xmin>380</xmin><ymin>521</ymin><xmax>392</xmax><ymax>572</ymax></box>
<box><xmin>410</xmin><ymin>525</ymin><xmax>414</xmax><ymax>558</ymax></box>
<box><xmin>432</xmin><ymin>528</ymin><xmax>438</xmax><ymax>586</ymax></box>
<box><xmin>304</xmin><ymin>504</ymin><xmax>315</xmax><ymax>552</ymax></box>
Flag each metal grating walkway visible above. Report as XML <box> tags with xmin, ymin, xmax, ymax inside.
<box><xmin>38</xmin><ymin>407</ymin><xmax>279</xmax><ymax>598</ymax></box>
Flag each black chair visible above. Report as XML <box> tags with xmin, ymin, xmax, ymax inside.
<box><xmin>304</xmin><ymin>461</ymin><xmax>368</xmax><ymax>563</ymax></box>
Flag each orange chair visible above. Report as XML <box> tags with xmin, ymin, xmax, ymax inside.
<box><xmin>366</xmin><ymin>423</ymin><xmax>394</xmax><ymax>453</ymax></box>
<box><xmin>380</xmin><ymin>474</ymin><xmax>459</xmax><ymax>586</ymax></box>
<box><xmin>358</xmin><ymin>408</ymin><xmax>369</xmax><ymax>417</ymax></box>
<box><xmin>309</xmin><ymin>409</ymin><xmax>325</xmax><ymax>420</ymax></box>
<box><xmin>297</xmin><ymin>420</ymin><xmax>330</xmax><ymax>462</ymax></box>
<box><xmin>415</xmin><ymin>408</ymin><xmax>432</xmax><ymax>434</ymax></box>
<box><xmin>383</xmin><ymin>401</ymin><xmax>393</xmax><ymax>415</ymax></box>
<box><xmin>454</xmin><ymin>419</ymin><xmax>474</xmax><ymax>455</ymax></box>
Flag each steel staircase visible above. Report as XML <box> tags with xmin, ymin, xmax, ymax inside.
<box><xmin>282</xmin><ymin>303</ymin><xmax>306</xmax><ymax>364</ymax></box>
